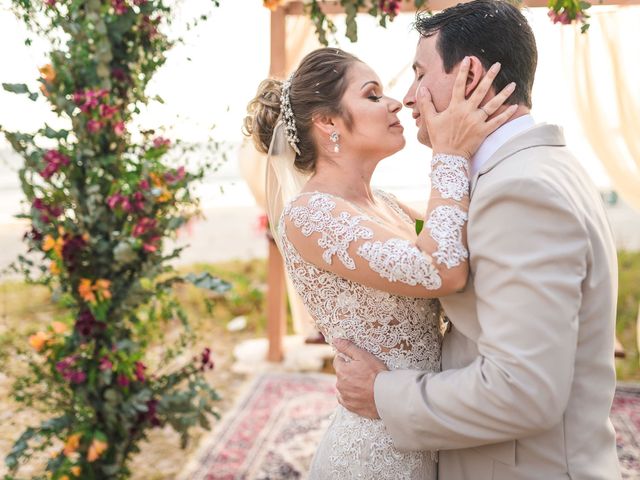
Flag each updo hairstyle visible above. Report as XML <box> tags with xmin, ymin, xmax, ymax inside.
<box><xmin>243</xmin><ymin>48</ymin><xmax>361</xmax><ymax>173</ymax></box>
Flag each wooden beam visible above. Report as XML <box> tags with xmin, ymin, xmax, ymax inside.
<box><xmin>284</xmin><ymin>0</ymin><xmax>640</xmax><ymax>15</ymax></box>
<box><xmin>270</xmin><ymin>6</ymin><xmax>287</xmax><ymax>79</ymax></box>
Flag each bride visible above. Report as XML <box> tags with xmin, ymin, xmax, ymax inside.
<box><xmin>244</xmin><ymin>47</ymin><xmax>515</xmax><ymax>479</ymax></box>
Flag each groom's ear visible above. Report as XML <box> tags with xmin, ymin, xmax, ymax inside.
<box><xmin>464</xmin><ymin>56</ymin><xmax>487</xmax><ymax>98</ymax></box>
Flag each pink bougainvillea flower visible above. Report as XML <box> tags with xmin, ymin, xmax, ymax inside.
<box><xmin>99</xmin><ymin>356</ymin><xmax>113</xmax><ymax>371</ymax></box>
<box><xmin>87</xmin><ymin>119</ymin><xmax>102</xmax><ymax>133</ymax></box>
<box><xmin>134</xmin><ymin>361</ymin><xmax>146</xmax><ymax>382</ymax></box>
<box><xmin>152</xmin><ymin>136</ymin><xmax>171</xmax><ymax>148</ymax></box>
<box><xmin>41</xmin><ymin>149</ymin><xmax>71</xmax><ymax>179</ymax></box>
<box><xmin>379</xmin><ymin>0</ymin><xmax>400</xmax><ymax>16</ymax></box>
<box><xmin>132</xmin><ymin>217</ymin><xmax>157</xmax><ymax>237</ymax></box>
<box><xmin>164</xmin><ymin>166</ymin><xmax>186</xmax><ymax>184</ymax></box>
<box><xmin>114</xmin><ymin>121</ymin><xmax>126</xmax><ymax>136</ymax></box>
<box><xmin>112</xmin><ymin>0</ymin><xmax>128</xmax><ymax>15</ymax></box>
<box><xmin>72</xmin><ymin>91</ymin><xmax>85</xmax><ymax>105</ymax></box>
<box><xmin>107</xmin><ymin>193</ymin><xmax>125</xmax><ymax>210</ymax></box>
<box><xmin>117</xmin><ymin>373</ymin><xmax>130</xmax><ymax>387</ymax></box>
<box><xmin>75</xmin><ymin>309</ymin><xmax>105</xmax><ymax>337</ymax></box>
<box><xmin>99</xmin><ymin>103</ymin><xmax>118</xmax><ymax>120</ymax></box>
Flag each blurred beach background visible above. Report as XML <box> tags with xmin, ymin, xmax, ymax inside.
<box><xmin>1</xmin><ymin>1</ymin><xmax>640</xmax><ymax>273</ymax></box>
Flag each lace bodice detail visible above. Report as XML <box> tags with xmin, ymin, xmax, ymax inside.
<box><xmin>279</xmin><ymin>190</ymin><xmax>441</xmax><ymax>479</ymax></box>
<box><xmin>280</xmin><ymin>190</ymin><xmax>442</xmax><ymax>371</ymax></box>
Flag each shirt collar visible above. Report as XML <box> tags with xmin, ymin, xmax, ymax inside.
<box><xmin>470</xmin><ymin>114</ymin><xmax>536</xmax><ymax>177</ymax></box>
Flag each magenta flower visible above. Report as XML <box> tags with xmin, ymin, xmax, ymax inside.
<box><xmin>164</xmin><ymin>166</ymin><xmax>186</xmax><ymax>184</ymax></box>
<box><xmin>117</xmin><ymin>373</ymin><xmax>130</xmax><ymax>387</ymax></box>
<box><xmin>379</xmin><ymin>0</ymin><xmax>400</xmax><ymax>16</ymax></box>
<box><xmin>132</xmin><ymin>192</ymin><xmax>145</xmax><ymax>211</ymax></box>
<box><xmin>138</xmin><ymin>179</ymin><xmax>150</xmax><ymax>191</ymax></box>
<box><xmin>111</xmin><ymin>67</ymin><xmax>127</xmax><ymax>83</ymax></box>
<box><xmin>70</xmin><ymin>371</ymin><xmax>87</xmax><ymax>384</ymax></box>
<box><xmin>114</xmin><ymin>121</ymin><xmax>126</xmax><ymax>136</ymax></box>
<box><xmin>112</xmin><ymin>0</ymin><xmax>128</xmax><ymax>15</ymax></box>
<box><xmin>72</xmin><ymin>91</ymin><xmax>85</xmax><ymax>105</ymax></box>
<box><xmin>132</xmin><ymin>217</ymin><xmax>157</xmax><ymax>237</ymax></box>
<box><xmin>75</xmin><ymin>309</ymin><xmax>105</xmax><ymax>337</ymax></box>
<box><xmin>99</xmin><ymin>356</ymin><xmax>113</xmax><ymax>371</ymax></box>
<box><xmin>100</xmin><ymin>104</ymin><xmax>118</xmax><ymax>120</ymax></box>
<box><xmin>87</xmin><ymin>119</ymin><xmax>102</xmax><ymax>133</ymax></box>
<box><xmin>61</xmin><ymin>234</ymin><xmax>87</xmax><ymax>271</ymax></box>
<box><xmin>199</xmin><ymin>347</ymin><xmax>214</xmax><ymax>371</ymax></box>
<box><xmin>41</xmin><ymin>150</ymin><xmax>71</xmax><ymax>179</ymax></box>
<box><xmin>56</xmin><ymin>355</ymin><xmax>86</xmax><ymax>383</ymax></box>
<box><xmin>134</xmin><ymin>361</ymin><xmax>146</xmax><ymax>382</ymax></box>
<box><xmin>153</xmin><ymin>137</ymin><xmax>171</xmax><ymax>148</ymax></box>
<box><xmin>107</xmin><ymin>193</ymin><xmax>125</xmax><ymax>210</ymax></box>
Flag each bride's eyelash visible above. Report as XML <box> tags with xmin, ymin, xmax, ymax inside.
<box><xmin>368</xmin><ymin>94</ymin><xmax>383</xmax><ymax>102</ymax></box>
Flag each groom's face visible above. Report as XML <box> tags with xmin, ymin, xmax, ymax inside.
<box><xmin>404</xmin><ymin>35</ymin><xmax>458</xmax><ymax>147</ymax></box>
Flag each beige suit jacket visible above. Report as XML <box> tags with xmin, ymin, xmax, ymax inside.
<box><xmin>375</xmin><ymin>124</ymin><xmax>621</xmax><ymax>479</ymax></box>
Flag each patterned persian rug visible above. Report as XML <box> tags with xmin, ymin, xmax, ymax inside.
<box><xmin>183</xmin><ymin>373</ymin><xmax>639</xmax><ymax>479</ymax></box>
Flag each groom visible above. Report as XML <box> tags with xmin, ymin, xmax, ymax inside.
<box><xmin>333</xmin><ymin>1</ymin><xmax>622</xmax><ymax>478</ymax></box>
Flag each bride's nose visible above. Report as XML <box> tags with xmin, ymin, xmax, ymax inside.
<box><xmin>388</xmin><ymin>98</ymin><xmax>402</xmax><ymax>113</ymax></box>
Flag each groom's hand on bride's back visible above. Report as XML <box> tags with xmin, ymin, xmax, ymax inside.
<box><xmin>333</xmin><ymin>338</ymin><xmax>389</xmax><ymax>420</ymax></box>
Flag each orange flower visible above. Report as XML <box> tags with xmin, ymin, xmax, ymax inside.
<box><xmin>50</xmin><ymin>261</ymin><xmax>61</xmax><ymax>275</ymax></box>
<box><xmin>70</xmin><ymin>466</ymin><xmax>81</xmax><ymax>476</ymax></box>
<box><xmin>43</xmin><ymin>235</ymin><xmax>64</xmax><ymax>257</ymax></box>
<box><xmin>87</xmin><ymin>438</ymin><xmax>108</xmax><ymax>462</ymax></box>
<box><xmin>51</xmin><ymin>321</ymin><xmax>67</xmax><ymax>334</ymax></box>
<box><xmin>28</xmin><ymin>331</ymin><xmax>49</xmax><ymax>352</ymax></box>
<box><xmin>78</xmin><ymin>278</ymin><xmax>96</xmax><ymax>303</ymax></box>
<box><xmin>39</xmin><ymin>64</ymin><xmax>56</xmax><ymax>95</ymax></box>
<box><xmin>95</xmin><ymin>279</ymin><xmax>112</xmax><ymax>300</ymax></box>
<box><xmin>63</xmin><ymin>433</ymin><xmax>82</xmax><ymax>457</ymax></box>
<box><xmin>39</xmin><ymin>64</ymin><xmax>56</xmax><ymax>82</ymax></box>
<box><xmin>60</xmin><ymin>476</ymin><xmax>69</xmax><ymax>480</ymax></box>
<box><xmin>148</xmin><ymin>172</ymin><xmax>172</xmax><ymax>202</ymax></box>
<box><xmin>263</xmin><ymin>0</ymin><xmax>283</xmax><ymax>10</ymax></box>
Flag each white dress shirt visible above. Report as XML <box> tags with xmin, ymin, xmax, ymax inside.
<box><xmin>470</xmin><ymin>114</ymin><xmax>536</xmax><ymax>177</ymax></box>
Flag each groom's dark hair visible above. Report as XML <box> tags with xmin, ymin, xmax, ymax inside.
<box><xmin>414</xmin><ymin>0</ymin><xmax>537</xmax><ymax>108</ymax></box>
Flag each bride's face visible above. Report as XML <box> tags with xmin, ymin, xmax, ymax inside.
<box><xmin>333</xmin><ymin>62</ymin><xmax>405</xmax><ymax>160</ymax></box>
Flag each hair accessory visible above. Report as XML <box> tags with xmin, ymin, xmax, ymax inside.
<box><xmin>280</xmin><ymin>73</ymin><xmax>301</xmax><ymax>155</ymax></box>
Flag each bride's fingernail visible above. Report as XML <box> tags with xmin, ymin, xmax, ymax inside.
<box><xmin>490</xmin><ymin>62</ymin><xmax>501</xmax><ymax>73</ymax></box>
<box><xmin>508</xmin><ymin>82</ymin><xmax>516</xmax><ymax>91</ymax></box>
<box><xmin>462</xmin><ymin>56</ymin><xmax>470</xmax><ymax>66</ymax></box>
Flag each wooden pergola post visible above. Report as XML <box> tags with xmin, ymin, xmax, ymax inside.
<box><xmin>266</xmin><ymin>6</ymin><xmax>287</xmax><ymax>362</ymax></box>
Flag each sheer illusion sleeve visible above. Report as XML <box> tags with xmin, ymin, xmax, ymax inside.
<box><xmin>281</xmin><ymin>154</ymin><xmax>470</xmax><ymax>298</ymax></box>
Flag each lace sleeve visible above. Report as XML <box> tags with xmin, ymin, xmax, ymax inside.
<box><xmin>282</xmin><ymin>153</ymin><xmax>470</xmax><ymax>298</ymax></box>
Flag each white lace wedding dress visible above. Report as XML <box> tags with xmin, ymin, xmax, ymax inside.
<box><xmin>277</xmin><ymin>155</ymin><xmax>470</xmax><ymax>480</ymax></box>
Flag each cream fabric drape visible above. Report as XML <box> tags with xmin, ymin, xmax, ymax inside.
<box><xmin>566</xmin><ymin>7</ymin><xmax>640</xmax><ymax>211</ymax></box>
<box><xmin>239</xmin><ymin>15</ymin><xmax>320</xmax><ymax>336</ymax></box>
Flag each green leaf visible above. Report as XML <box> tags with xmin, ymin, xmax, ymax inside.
<box><xmin>2</xmin><ymin>83</ymin><xmax>29</xmax><ymax>94</ymax></box>
<box><xmin>415</xmin><ymin>219</ymin><xmax>424</xmax><ymax>235</ymax></box>
<box><xmin>184</xmin><ymin>272</ymin><xmax>231</xmax><ymax>294</ymax></box>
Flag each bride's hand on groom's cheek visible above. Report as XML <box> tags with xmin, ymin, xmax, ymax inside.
<box><xmin>333</xmin><ymin>338</ymin><xmax>388</xmax><ymax>420</ymax></box>
<box><xmin>420</xmin><ymin>56</ymin><xmax>518</xmax><ymax>159</ymax></box>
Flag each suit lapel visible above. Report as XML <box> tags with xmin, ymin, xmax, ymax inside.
<box><xmin>470</xmin><ymin>124</ymin><xmax>566</xmax><ymax>197</ymax></box>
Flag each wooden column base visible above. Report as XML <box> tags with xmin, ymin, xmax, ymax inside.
<box><xmin>266</xmin><ymin>237</ymin><xmax>286</xmax><ymax>362</ymax></box>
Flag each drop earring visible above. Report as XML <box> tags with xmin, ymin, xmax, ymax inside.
<box><xmin>330</xmin><ymin>131</ymin><xmax>340</xmax><ymax>153</ymax></box>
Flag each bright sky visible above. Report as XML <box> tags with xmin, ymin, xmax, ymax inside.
<box><xmin>2</xmin><ymin>0</ymin><xmax>636</xmax><ymax>196</ymax></box>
